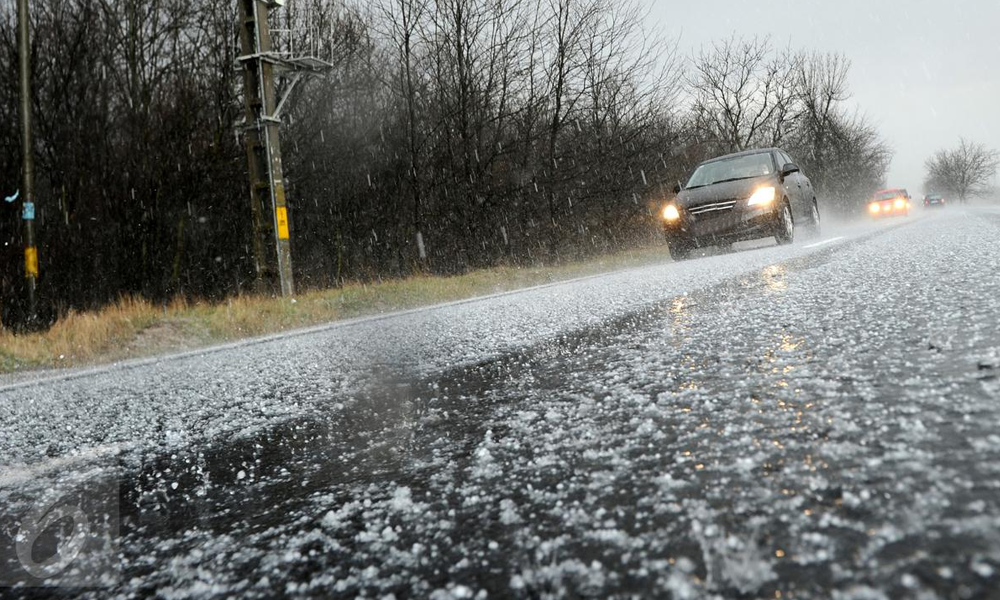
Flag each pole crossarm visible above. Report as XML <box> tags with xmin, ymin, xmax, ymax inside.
<box><xmin>236</xmin><ymin>52</ymin><xmax>333</xmax><ymax>72</ymax></box>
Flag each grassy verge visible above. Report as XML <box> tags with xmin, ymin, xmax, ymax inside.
<box><xmin>0</xmin><ymin>245</ymin><xmax>671</xmax><ymax>374</ymax></box>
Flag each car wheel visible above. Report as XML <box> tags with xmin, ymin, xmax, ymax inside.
<box><xmin>667</xmin><ymin>236</ymin><xmax>694</xmax><ymax>261</ymax></box>
<box><xmin>774</xmin><ymin>201</ymin><xmax>794</xmax><ymax>245</ymax></box>
<box><xmin>802</xmin><ymin>200</ymin><xmax>821</xmax><ymax>238</ymax></box>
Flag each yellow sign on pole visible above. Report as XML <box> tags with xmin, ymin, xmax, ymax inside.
<box><xmin>276</xmin><ymin>206</ymin><xmax>290</xmax><ymax>240</ymax></box>
<box><xmin>24</xmin><ymin>246</ymin><xmax>38</xmax><ymax>278</ymax></box>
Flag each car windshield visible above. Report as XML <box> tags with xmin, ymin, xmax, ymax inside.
<box><xmin>686</xmin><ymin>153</ymin><xmax>774</xmax><ymax>188</ymax></box>
<box><xmin>876</xmin><ymin>190</ymin><xmax>903</xmax><ymax>200</ymax></box>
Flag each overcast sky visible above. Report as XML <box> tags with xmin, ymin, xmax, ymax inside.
<box><xmin>651</xmin><ymin>0</ymin><xmax>1000</xmax><ymax>192</ymax></box>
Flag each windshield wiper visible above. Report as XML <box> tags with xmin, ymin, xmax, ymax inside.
<box><xmin>708</xmin><ymin>176</ymin><xmax>758</xmax><ymax>185</ymax></box>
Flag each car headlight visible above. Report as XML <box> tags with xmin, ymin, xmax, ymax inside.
<box><xmin>747</xmin><ymin>186</ymin><xmax>776</xmax><ymax>207</ymax></box>
<box><xmin>663</xmin><ymin>204</ymin><xmax>680</xmax><ymax>222</ymax></box>
<box><xmin>869</xmin><ymin>203</ymin><xmax>880</xmax><ymax>214</ymax></box>
<box><xmin>894</xmin><ymin>199</ymin><xmax>906</xmax><ymax>209</ymax></box>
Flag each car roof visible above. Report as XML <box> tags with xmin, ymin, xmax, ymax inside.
<box><xmin>700</xmin><ymin>148</ymin><xmax>778</xmax><ymax>165</ymax></box>
<box><xmin>875</xmin><ymin>188</ymin><xmax>906</xmax><ymax>194</ymax></box>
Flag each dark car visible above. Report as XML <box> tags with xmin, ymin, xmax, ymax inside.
<box><xmin>923</xmin><ymin>193</ymin><xmax>947</xmax><ymax>208</ymax></box>
<box><xmin>661</xmin><ymin>148</ymin><xmax>820</xmax><ymax>260</ymax></box>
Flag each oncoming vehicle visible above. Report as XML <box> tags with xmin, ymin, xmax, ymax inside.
<box><xmin>868</xmin><ymin>188</ymin><xmax>911</xmax><ymax>218</ymax></box>
<box><xmin>923</xmin><ymin>193</ymin><xmax>947</xmax><ymax>208</ymax></box>
<box><xmin>661</xmin><ymin>148</ymin><xmax>820</xmax><ymax>260</ymax></box>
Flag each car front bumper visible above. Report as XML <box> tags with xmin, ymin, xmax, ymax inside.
<box><xmin>664</xmin><ymin>204</ymin><xmax>779</xmax><ymax>245</ymax></box>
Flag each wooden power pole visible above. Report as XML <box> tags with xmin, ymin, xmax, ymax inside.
<box><xmin>17</xmin><ymin>0</ymin><xmax>38</xmax><ymax>321</ymax></box>
<box><xmin>237</xmin><ymin>0</ymin><xmax>295</xmax><ymax>297</ymax></box>
<box><xmin>237</xmin><ymin>1</ymin><xmax>331</xmax><ymax>297</ymax></box>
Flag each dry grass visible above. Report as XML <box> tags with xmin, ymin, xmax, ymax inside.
<box><xmin>0</xmin><ymin>296</ymin><xmax>162</xmax><ymax>371</ymax></box>
<box><xmin>0</xmin><ymin>245</ymin><xmax>670</xmax><ymax>373</ymax></box>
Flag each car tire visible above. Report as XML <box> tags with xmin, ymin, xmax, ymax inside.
<box><xmin>774</xmin><ymin>201</ymin><xmax>795</xmax><ymax>245</ymax></box>
<box><xmin>667</xmin><ymin>236</ymin><xmax>694</xmax><ymax>261</ymax></box>
<box><xmin>802</xmin><ymin>199</ymin><xmax>821</xmax><ymax>238</ymax></box>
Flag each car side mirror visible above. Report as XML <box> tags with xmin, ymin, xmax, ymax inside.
<box><xmin>672</xmin><ymin>181</ymin><xmax>682</xmax><ymax>194</ymax></box>
<box><xmin>781</xmin><ymin>163</ymin><xmax>800</xmax><ymax>177</ymax></box>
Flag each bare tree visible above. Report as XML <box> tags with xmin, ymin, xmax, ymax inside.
<box><xmin>924</xmin><ymin>138</ymin><xmax>1000</xmax><ymax>203</ymax></box>
<box><xmin>792</xmin><ymin>52</ymin><xmax>850</xmax><ymax>191</ymax></box>
<box><xmin>820</xmin><ymin>111</ymin><xmax>893</xmax><ymax>213</ymax></box>
<box><xmin>576</xmin><ymin>0</ymin><xmax>680</xmax><ymax>246</ymax></box>
<box><xmin>779</xmin><ymin>52</ymin><xmax>894</xmax><ymax>215</ymax></box>
<box><xmin>688</xmin><ymin>36</ymin><xmax>801</xmax><ymax>153</ymax></box>
<box><xmin>540</xmin><ymin>0</ymin><xmax>599</xmax><ymax>230</ymax></box>
<box><xmin>376</xmin><ymin>0</ymin><xmax>430</xmax><ymax>264</ymax></box>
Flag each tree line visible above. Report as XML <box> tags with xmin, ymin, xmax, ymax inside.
<box><xmin>924</xmin><ymin>138</ymin><xmax>999</xmax><ymax>203</ymax></box>
<box><xmin>0</xmin><ymin>0</ymin><xmax>892</xmax><ymax>327</ymax></box>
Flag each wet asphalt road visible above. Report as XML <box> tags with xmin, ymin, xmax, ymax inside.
<box><xmin>2</xmin><ymin>209</ymin><xmax>1000</xmax><ymax>599</ymax></box>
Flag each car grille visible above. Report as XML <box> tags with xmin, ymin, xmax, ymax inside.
<box><xmin>687</xmin><ymin>200</ymin><xmax>737</xmax><ymax>216</ymax></box>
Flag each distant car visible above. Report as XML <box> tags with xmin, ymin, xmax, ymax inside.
<box><xmin>661</xmin><ymin>148</ymin><xmax>820</xmax><ymax>260</ymax></box>
<box><xmin>868</xmin><ymin>189</ymin><xmax>911</xmax><ymax>218</ymax></box>
<box><xmin>923</xmin><ymin>193</ymin><xmax>947</xmax><ymax>208</ymax></box>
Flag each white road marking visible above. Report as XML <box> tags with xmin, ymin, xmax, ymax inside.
<box><xmin>804</xmin><ymin>236</ymin><xmax>845</xmax><ymax>249</ymax></box>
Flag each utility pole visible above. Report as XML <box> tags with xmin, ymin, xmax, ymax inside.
<box><xmin>17</xmin><ymin>0</ymin><xmax>38</xmax><ymax>322</ymax></box>
<box><xmin>238</xmin><ymin>0</ymin><xmax>294</xmax><ymax>297</ymax></box>
<box><xmin>236</xmin><ymin>1</ymin><xmax>331</xmax><ymax>297</ymax></box>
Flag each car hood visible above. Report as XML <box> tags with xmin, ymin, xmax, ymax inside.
<box><xmin>678</xmin><ymin>177</ymin><xmax>777</xmax><ymax>208</ymax></box>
